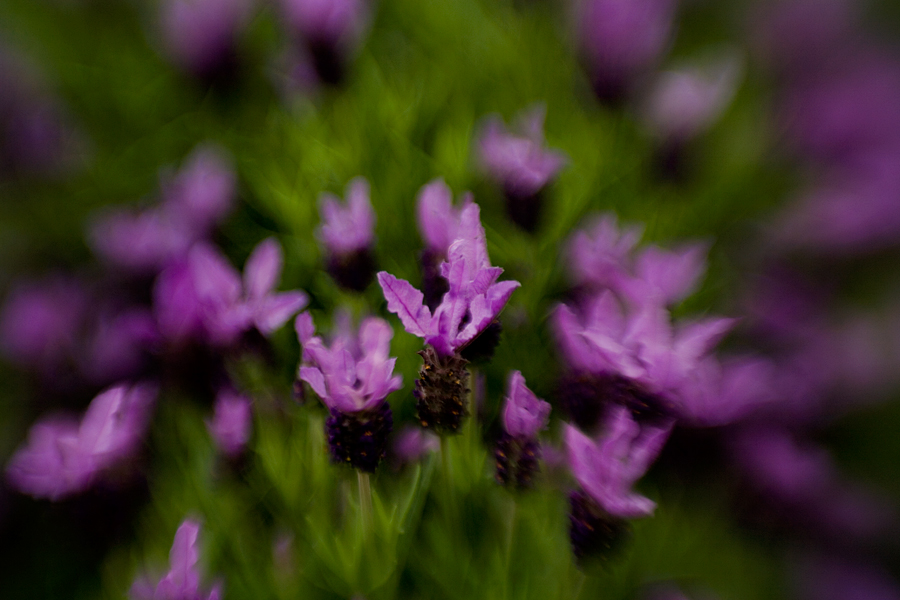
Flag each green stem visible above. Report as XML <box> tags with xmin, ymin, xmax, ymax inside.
<box><xmin>358</xmin><ymin>470</ymin><xmax>372</xmax><ymax>536</ymax></box>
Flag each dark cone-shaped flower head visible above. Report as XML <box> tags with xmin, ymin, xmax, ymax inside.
<box><xmin>325</xmin><ymin>402</ymin><xmax>393</xmax><ymax>472</ymax></box>
<box><xmin>414</xmin><ymin>346</ymin><xmax>470</xmax><ymax>434</ymax></box>
<box><xmin>495</xmin><ymin>433</ymin><xmax>541</xmax><ymax>489</ymax></box>
<box><xmin>568</xmin><ymin>489</ymin><xmax>631</xmax><ymax>562</ymax></box>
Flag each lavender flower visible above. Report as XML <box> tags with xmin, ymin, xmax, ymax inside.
<box><xmin>206</xmin><ymin>389</ymin><xmax>252</xmax><ymax>458</ymax></box>
<box><xmin>392</xmin><ymin>426</ymin><xmax>440</xmax><ymax>466</ymax></box>
<box><xmin>565</xmin><ymin>407</ymin><xmax>670</xmax><ymax>558</ymax></box>
<box><xmin>0</xmin><ymin>275</ymin><xmax>89</xmax><ymax>374</ymax></box>
<box><xmin>278</xmin><ymin>0</ymin><xmax>368</xmax><ymax>84</ymax></box>
<box><xmin>316</xmin><ymin>177</ymin><xmax>377</xmax><ymax>291</ymax></box>
<box><xmin>78</xmin><ymin>306</ymin><xmax>161</xmax><ymax>385</ymax></box>
<box><xmin>89</xmin><ymin>146</ymin><xmax>235</xmax><ymax>275</ymax></box>
<box><xmin>6</xmin><ymin>382</ymin><xmax>157</xmax><ymax>501</ymax></box>
<box><xmin>495</xmin><ymin>371</ymin><xmax>551</xmax><ymax>488</ymax></box>
<box><xmin>296</xmin><ymin>311</ymin><xmax>401</xmax><ymax>471</ymax></box>
<box><xmin>130</xmin><ymin>519</ymin><xmax>222</xmax><ymax>600</ymax></box>
<box><xmin>416</xmin><ymin>178</ymin><xmax>472</xmax><ymax>309</ymax></box>
<box><xmin>378</xmin><ymin>202</ymin><xmax>520</xmax><ymax>433</ymax></box>
<box><xmin>477</xmin><ymin>105</ymin><xmax>566</xmax><ymax>231</ymax></box>
<box><xmin>575</xmin><ymin>0</ymin><xmax>677</xmax><ymax>103</ymax></box>
<box><xmin>154</xmin><ymin>238</ymin><xmax>307</xmax><ymax>347</ymax></box>
<box><xmin>159</xmin><ymin>0</ymin><xmax>252</xmax><ymax>79</ymax></box>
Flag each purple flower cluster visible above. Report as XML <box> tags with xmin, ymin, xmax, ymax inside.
<box><xmin>297</xmin><ymin>311</ymin><xmax>401</xmax><ymax>471</ymax></box>
<box><xmin>159</xmin><ymin>0</ymin><xmax>253</xmax><ymax>79</ymax></box>
<box><xmin>6</xmin><ymin>382</ymin><xmax>157</xmax><ymax>500</ymax></box>
<box><xmin>555</xmin><ymin>214</ymin><xmax>770</xmax><ymax>428</ymax></box>
<box><xmin>155</xmin><ymin>238</ymin><xmax>308</xmax><ymax>347</ymax></box>
<box><xmin>316</xmin><ymin>177</ymin><xmax>377</xmax><ymax>291</ymax></box>
<box><xmin>130</xmin><ymin>519</ymin><xmax>222</xmax><ymax>600</ymax></box>
<box><xmin>206</xmin><ymin>389</ymin><xmax>253</xmax><ymax>458</ymax></box>
<box><xmin>89</xmin><ymin>146</ymin><xmax>236</xmax><ymax>276</ymax></box>
<box><xmin>495</xmin><ymin>371</ymin><xmax>551</xmax><ymax>488</ymax></box>
<box><xmin>476</xmin><ymin>106</ymin><xmax>566</xmax><ymax>231</ymax></box>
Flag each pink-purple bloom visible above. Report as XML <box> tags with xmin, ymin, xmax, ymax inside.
<box><xmin>296</xmin><ymin>311</ymin><xmax>402</xmax><ymax>414</ymax></box>
<box><xmin>565</xmin><ymin>407</ymin><xmax>670</xmax><ymax>519</ymax></box>
<box><xmin>89</xmin><ymin>146</ymin><xmax>236</xmax><ymax>274</ymax></box>
<box><xmin>640</xmin><ymin>52</ymin><xmax>742</xmax><ymax>143</ymax></box>
<box><xmin>378</xmin><ymin>202</ymin><xmax>520</xmax><ymax>357</ymax></box>
<box><xmin>502</xmin><ymin>371</ymin><xmax>551</xmax><ymax>439</ymax></box>
<box><xmin>416</xmin><ymin>178</ymin><xmax>472</xmax><ymax>257</ymax></box>
<box><xmin>477</xmin><ymin>105</ymin><xmax>566</xmax><ymax>200</ymax></box>
<box><xmin>206</xmin><ymin>389</ymin><xmax>252</xmax><ymax>457</ymax></box>
<box><xmin>6</xmin><ymin>382</ymin><xmax>157</xmax><ymax>500</ymax></box>
<box><xmin>130</xmin><ymin>519</ymin><xmax>222</xmax><ymax>600</ymax></box>
<box><xmin>316</xmin><ymin>177</ymin><xmax>377</xmax><ymax>291</ymax></box>
<box><xmin>575</xmin><ymin>0</ymin><xmax>677</xmax><ymax>102</ymax></box>
<box><xmin>154</xmin><ymin>238</ymin><xmax>307</xmax><ymax>347</ymax></box>
<box><xmin>159</xmin><ymin>0</ymin><xmax>252</xmax><ymax>78</ymax></box>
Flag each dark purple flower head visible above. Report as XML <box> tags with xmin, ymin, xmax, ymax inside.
<box><xmin>565</xmin><ymin>406</ymin><xmax>669</xmax><ymax>518</ymax></box>
<box><xmin>89</xmin><ymin>146</ymin><xmax>235</xmax><ymax>274</ymax></box>
<box><xmin>6</xmin><ymin>382</ymin><xmax>157</xmax><ymax>501</ymax></box>
<box><xmin>0</xmin><ymin>275</ymin><xmax>89</xmax><ymax>372</ymax></box>
<box><xmin>159</xmin><ymin>0</ymin><xmax>251</xmax><ymax>78</ymax></box>
<box><xmin>502</xmin><ymin>371</ymin><xmax>551</xmax><ymax>439</ymax></box>
<box><xmin>130</xmin><ymin>519</ymin><xmax>222</xmax><ymax>600</ymax></box>
<box><xmin>576</xmin><ymin>0</ymin><xmax>677</xmax><ymax>102</ymax></box>
<box><xmin>154</xmin><ymin>238</ymin><xmax>307</xmax><ymax>346</ymax></box>
<box><xmin>640</xmin><ymin>52</ymin><xmax>742</xmax><ymax>143</ymax></box>
<box><xmin>296</xmin><ymin>311</ymin><xmax>402</xmax><ymax>413</ymax></box>
<box><xmin>378</xmin><ymin>202</ymin><xmax>520</xmax><ymax>357</ymax></box>
<box><xmin>416</xmin><ymin>178</ymin><xmax>472</xmax><ymax>257</ymax></box>
<box><xmin>477</xmin><ymin>105</ymin><xmax>566</xmax><ymax>199</ymax></box>
<box><xmin>206</xmin><ymin>389</ymin><xmax>252</xmax><ymax>458</ymax></box>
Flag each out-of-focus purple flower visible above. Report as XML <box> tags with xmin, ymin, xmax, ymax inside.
<box><xmin>78</xmin><ymin>307</ymin><xmax>161</xmax><ymax>385</ymax></box>
<box><xmin>6</xmin><ymin>382</ymin><xmax>157</xmax><ymax>501</ymax></box>
<box><xmin>793</xmin><ymin>553</ymin><xmax>900</xmax><ymax>600</ymax></box>
<box><xmin>296</xmin><ymin>311</ymin><xmax>400</xmax><ymax>471</ymax></box>
<box><xmin>779</xmin><ymin>52</ymin><xmax>900</xmax><ymax>166</ymax></box>
<box><xmin>565</xmin><ymin>407</ymin><xmax>669</xmax><ymax>518</ymax></box>
<box><xmin>641</xmin><ymin>52</ymin><xmax>742</xmax><ymax>143</ymax></box>
<box><xmin>206</xmin><ymin>389</ymin><xmax>252</xmax><ymax>457</ymax></box>
<box><xmin>416</xmin><ymin>179</ymin><xmax>473</xmax><ymax>309</ymax></box>
<box><xmin>379</xmin><ymin>202</ymin><xmax>520</xmax><ymax>357</ymax></box>
<box><xmin>279</xmin><ymin>0</ymin><xmax>368</xmax><ymax>84</ymax></box>
<box><xmin>750</xmin><ymin>0</ymin><xmax>858</xmax><ymax>75</ymax></box>
<box><xmin>502</xmin><ymin>371</ymin><xmax>551</xmax><ymax>439</ymax></box>
<box><xmin>392</xmin><ymin>426</ymin><xmax>439</xmax><ymax>465</ymax></box>
<box><xmin>496</xmin><ymin>371</ymin><xmax>551</xmax><ymax>488</ymax></box>
<box><xmin>130</xmin><ymin>519</ymin><xmax>222</xmax><ymax>600</ymax></box>
<box><xmin>160</xmin><ymin>0</ymin><xmax>252</xmax><ymax>78</ymax></box>
<box><xmin>89</xmin><ymin>146</ymin><xmax>235</xmax><ymax>275</ymax></box>
<box><xmin>417</xmin><ymin>178</ymin><xmax>472</xmax><ymax>257</ymax></box>
<box><xmin>575</xmin><ymin>0</ymin><xmax>677</xmax><ymax>102</ymax></box>
<box><xmin>552</xmin><ymin>291</ymin><xmax>739</xmax><ymax>424</ymax></box>
<box><xmin>566</xmin><ymin>213</ymin><xmax>708</xmax><ymax>306</ymax></box>
<box><xmin>297</xmin><ymin>312</ymin><xmax>402</xmax><ymax>413</ymax></box>
<box><xmin>316</xmin><ymin>177</ymin><xmax>377</xmax><ymax>291</ymax></box>
<box><xmin>477</xmin><ymin>106</ymin><xmax>566</xmax><ymax>231</ymax></box>
<box><xmin>733</xmin><ymin>428</ymin><xmax>896</xmax><ymax>544</ymax></box>
<box><xmin>0</xmin><ymin>275</ymin><xmax>89</xmax><ymax>372</ymax></box>
<box><xmin>154</xmin><ymin>239</ymin><xmax>307</xmax><ymax>346</ymax></box>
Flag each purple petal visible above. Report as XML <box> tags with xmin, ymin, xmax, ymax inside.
<box><xmin>316</xmin><ymin>177</ymin><xmax>375</xmax><ymax>255</ymax></box>
<box><xmin>358</xmin><ymin>316</ymin><xmax>393</xmax><ymax>358</ymax></box>
<box><xmin>206</xmin><ymin>390</ymin><xmax>252</xmax><ymax>457</ymax></box>
<box><xmin>299</xmin><ymin>366</ymin><xmax>328</xmax><ymax>400</ymax></box>
<box><xmin>377</xmin><ymin>272</ymin><xmax>432</xmax><ymax>338</ymax></box>
<box><xmin>502</xmin><ymin>371</ymin><xmax>551</xmax><ymax>438</ymax></box>
<box><xmin>631</xmin><ymin>242</ymin><xmax>710</xmax><ymax>305</ymax></box>
<box><xmin>295</xmin><ymin>311</ymin><xmax>316</xmax><ymax>344</ymax></box>
<box><xmin>5</xmin><ymin>417</ymin><xmax>83</xmax><ymax>500</ymax></box>
<box><xmin>244</xmin><ymin>238</ymin><xmax>283</xmax><ymax>300</ymax></box>
<box><xmin>254</xmin><ymin>291</ymin><xmax>309</xmax><ymax>335</ymax></box>
<box><xmin>416</xmin><ymin>178</ymin><xmax>456</xmax><ymax>253</ymax></box>
<box><xmin>161</xmin><ymin>519</ymin><xmax>201</xmax><ymax>596</ymax></box>
<box><xmin>189</xmin><ymin>243</ymin><xmax>243</xmax><ymax>307</ymax></box>
<box><xmin>154</xmin><ymin>260</ymin><xmax>205</xmax><ymax>344</ymax></box>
